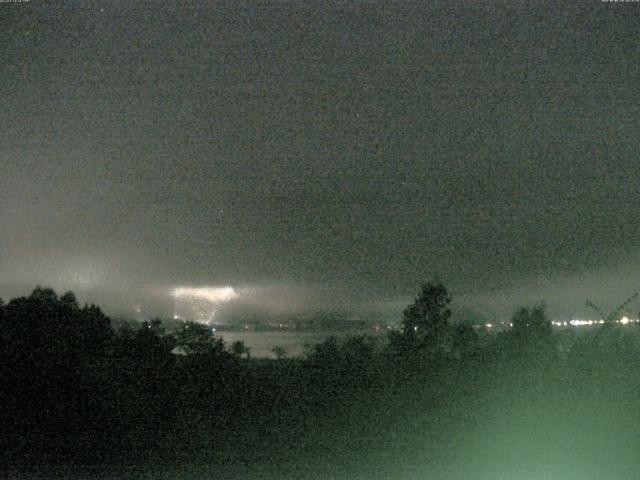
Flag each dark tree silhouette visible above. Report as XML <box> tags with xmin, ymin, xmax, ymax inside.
<box><xmin>342</xmin><ymin>335</ymin><xmax>376</xmax><ymax>366</ymax></box>
<box><xmin>0</xmin><ymin>287</ymin><xmax>112</xmax><ymax>366</ymax></box>
<box><xmin>231</xmin><ymin>340</ymin><xmax>250</xmax><ymax>359</ymax></box>
<box><xmin>175</xmin><ymin>321</ymin><xmax>226</xmax><ymax>356</ymax></box>
<box><xmin>306</xmin><ymin>335</ymin><xmax>340</xmax><ymax>364</ymax></box>
<box><xmin>402</xmin><ymin>283</ymin><xmax>451</xmax><ymax>336</ymax></box>
<box><xmin>60</xmin><ymin>291</ymin><xmax>79</xmax><ymax>309</ymax></box>
<box><xmin>0</xmin><ymin>287</ymin><xmax>118</xmax><ymax>462</ymax></box>
<box><xmin>510</xmin><ymin>305</ymin><xmax>552</xmax><ymax>342</ymax></box>
<box><xmin>450</xmin><ymin>323</ymin><xmax>480</xmax><ymax>358</ymax></box>
<box><xmin>113</xmin><ymin>318</ymin><xmax>174</xmax><ymax>365</ymax></box>
<box><xmin>391</xmin><ymin>282</ymin><xmax>452</xmax><ymax>356</ymax></box>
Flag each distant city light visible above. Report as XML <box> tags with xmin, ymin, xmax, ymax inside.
<box><xmin>551</xmin><ymin>317</ymin><xmax>638</xmax><ymax>327</ymax></box>
<box><xmin>570</xmin><ymin>319</ymin><xmax>592</xmax><ymax>326</ymax></box>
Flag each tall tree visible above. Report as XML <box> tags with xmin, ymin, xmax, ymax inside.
<box><xmin>511</xmin><ymin>305</ymin><xmax>552</xmax><ymax>342</ymax></box>
<box><xmin>175</xmin><ymin>321</ymin><xmax>226</xmax><ymax>356</ymax></box>
<box><xmin>402</xmin><ymin>282</ymin><xmax>452</xmax><ymax>340</ymax></box>
<box><xmin>389</xmin><ymin>282</ymin><xmax>453</xmax><ymax>357</ymax></box>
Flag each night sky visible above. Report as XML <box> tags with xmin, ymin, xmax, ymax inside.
<box><xmin>2</xmin><ymin>1</ymin><xmax>640</xmax><ymax>321</ymax></box>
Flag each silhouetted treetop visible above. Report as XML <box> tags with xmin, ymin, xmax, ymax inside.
<box><xmin>29</xmin><ymin>285</ymin><xmax>59</xmax><ymax>304</ymax></box>
<box><xmin>510</xmin><ymin>305</ymin><xmax>552</xmax><ymax>341</ymax></box>
<box><xmin>231</xmin><ymin>340</ymin><xmax>250</xmax><ymax>359</ymax></box>
<box><xmin>0</xmin><ymin>287</ymin><xmax>112</xmax><ymax>365</ymax></box>
<box><xmin>175</xmin><ymin>321</ymin><xmax>226</xmax><ymax>356</ymax></box>
<box><xmin>60</xmin><ymin>291</ymin><xmax>79</xmax><ymax>309</ymax></box>
<box><xmin>401</xmin><ymin>282</ymin><xmax>452</xmax><ymax>340</ymax></box>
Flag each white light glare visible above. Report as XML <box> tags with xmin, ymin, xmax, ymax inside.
<box><xmin>562</xmin><ymin>317</ymin><xmax>637</xmax><ymax>327</ymax></box>
<box><xmin>172</xmin><ymin>286</ymin><xmax>239</xmax><ymax>303</ymax></box>
<box><xmin>570</xmin><ymin>319</ymin><xmax>591</xmax><ymax>326</ymax></box>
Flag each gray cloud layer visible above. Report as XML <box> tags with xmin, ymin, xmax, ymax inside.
<box><xmin>2</xmin><ymin>1</ymin><xmax>639</xmax><ymax>320</ymax></box>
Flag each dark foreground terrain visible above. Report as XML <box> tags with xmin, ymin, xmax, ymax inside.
<box><xmin>3</xmin><ymin>287</ymin><xmax>640</xmax><ymax>479</ymax></box>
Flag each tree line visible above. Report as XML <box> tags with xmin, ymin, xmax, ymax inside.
<box><xmin>1</xmin><ymin>283</ymin><xmax>639</xmax><ymax>471</ymax></box>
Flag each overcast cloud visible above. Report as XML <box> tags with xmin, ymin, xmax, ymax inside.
<box><xmin>2</xmin><ymin>1</ymin><xmax>639</xmax><ymax>321</ymax></box>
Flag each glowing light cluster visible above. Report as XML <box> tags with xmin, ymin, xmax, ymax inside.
<box><xmin>172</xmin><ymin>286</ymin><xmax>238</xmax><ymax>303</ymax></box>
<box><xmin>569</xmin><ymin>319</ymin><xmax>602</xmax><ymax>326</ymax></box>
<box><xmin>171</xmin><ymin>286</ymin><xmax>239</xmax><ymax>323</ymax></box>
<box><xmin>551</xmin><ymin>317</ymin><xmax>639</xmax><ymax>327</ymax></box>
